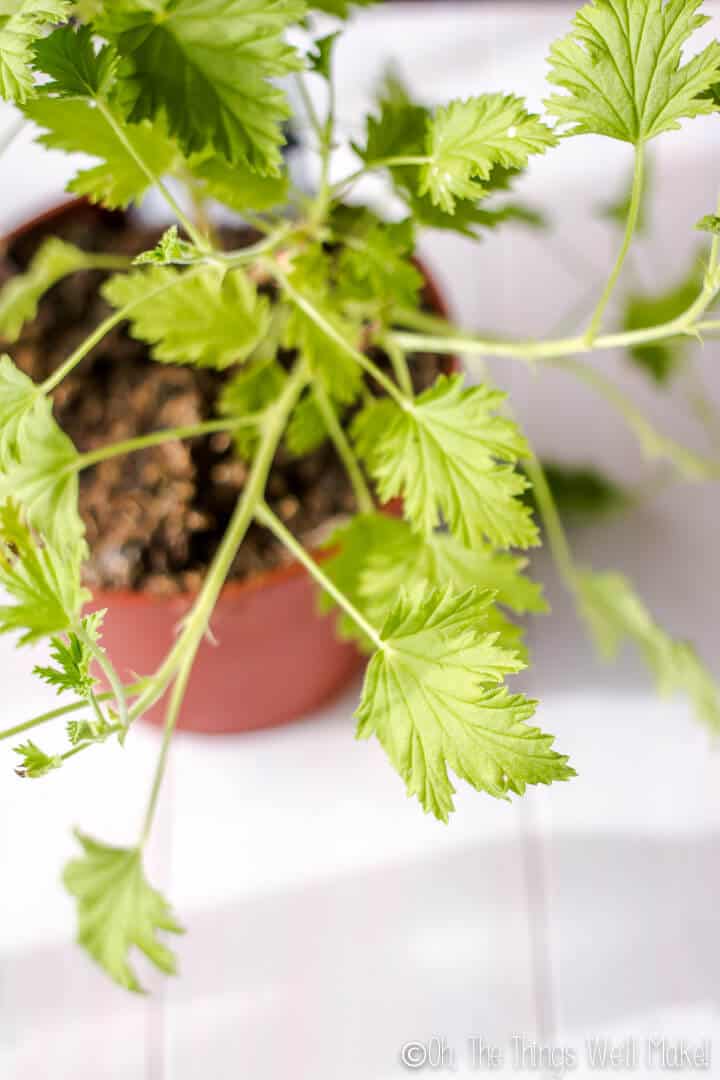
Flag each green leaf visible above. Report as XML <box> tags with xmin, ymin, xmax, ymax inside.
<box><xmin>0</xmin><ymin>354</ymin><xmax>42</xmax><ymax>466</ymax></box>
<box><xmin>34</xmin><ymin>611</ymin><xmax>104</xmax><ymax>698</ymax></box>
<box><xmin>622</xmin><ymin>253</ymin><xmax>706</xmax><ymax>383</ymax></box>
<box><xmin>697</xmin><ymin>213</ymin><xmax>720</xmax><ymax>235</ymax></box>
<box><xmin>0</xmin><ymin>395</ymin><xmax>83</xmax><ymax>552</ymax></box>
<box><xmin>0</xmin><ymin>501</ymin><xmax>87</xmax><ymax>645</ymax></box>
<box><xmin>537</xmin><ymin>462</ymin><xmax>630</xmax><ymax>522</ymax></box>
<box><xmin>32</xmin><ymin>23</ymin><xmax>115</xmax><ymax>97</ymax></box>
<box><xmin>187</xmin><ymin>156</ymin><xmax>288</xmax><ymax>213</ymax></box>
<box><xmin>64</xmin><ymin>830</ymin><xmax>183</xmax><ymax>993</ymax></box>
<box><xmin>332</xmin><ymin>208</ymin><xmax>423</xmax><ymax>311</ymax></box>
<box><xmin>100</xmin><ymin>0</ymin><xmax>304</xmax><ymax>173</ymax></box>
<box><xmin>134</xmin><ymin>226</ymin><xmax>200</xmax><ymax>267</ymax></box>
<box><xmin>309</xmin><ymin>32</ymin><xmax>339</xmax><ymax>82</ymax></box>
<box><xmin>420</xmin><ymin>95</ymin><xmax>556</xmax><ymax>213</ymax></box>
<box><xmin>352</xmin><ymin>374</ymin><xmax>538</xmax><ymax>549</ymax></box>
<box><xmin>576</xmin><ymin>569</ymin><xmax>720</xmax><ymax>733</ymax></box>
<box><xmin>102</xmin><ymin>266</ymin><xmax>270</xmax><ymax>369</ymax></box>
<box><xmin>545</xmin><ymin>0</ymin><xmax>720</xmax><ymax>144</ymax></box>
<box><xmin>286</xmin><ymin>391</ymin><xmax>328</xmax><ymax>456</ymax></box>
<box><xmin>13</xmin><ymin>739</ymin><xmax>62</xmax><ymax>778</ymax></box>
<box><xmin>24</xmin><ymin>96</ymin><xmax>179</xmax><ymax>209</ymax></box>
<box><xmin>219</xmin><ymin>357</ymin><xmax>287</xmax><ymax>458</ymax></box>
<box><xmin>0</xmin><ymin>238</ymin><xmax>90</xmax><ymax>342</ymax></box>
<box><xmin>310</xmin><ymin>0</ymin><xmax>378</xmax><ymax>14</ymax></box>
<box><xmin>0</xmin><ymin>0</ymin><xmax>70</xmax><ymax>103</ymax></box>
<box><xmin>356</xmin><ymin>585</ymin><xmax>574</xmax><ymax>820</ymax></box>
<box><xmin>322</xmin><ymin>512</ymin><xmax>546</xmax><ymax>652</ymax></box>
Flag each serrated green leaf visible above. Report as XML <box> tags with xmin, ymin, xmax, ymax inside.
<box><xmin>545</xmin><ymin>0</ymin><xmax>720</xmax><ymax>144</ymax></box>
<box><xmin>13</xmin><ymin>739</ymin><xmax>62</xmax><ymax>778</ymax></box>
<box><xmin>0</xmin><ymin>501</ymin><xmax>86</xmax><ymax>645</ymax></box>
<box><xmin>332</xmin><ymin>207</ymin><xmax>423</xmax><ymax>310</ymax></box>
<box><xmin>420</xmin><ymin>95</ymin><xmax>556</xmax><ymax>213</ymax></box>
<box><xmin>0</xmin><ymin>354</ymin><xmax>42</xmax><ymax>466</ymax></box>
<box><xmin>321</xmin><ymin>513</ymin><xmax>545</xmax><ymax>650</ymax></box>
<box><xmin>576</xmin><ymin>569</ymin><xmax>720</xmax><ymax>733</ymax></box>
<box><xmin>0</xmin><ymin>396</ymin><xmax>83</xmax><ymax>552</ymax></box>
<box><xmin>286</xmin><ymin>391</ymin><xmax>328</xmax><ymax>456</ymax></box>
<box><xmin>102</xmin><ymin>266</ymin><xmax>270</xmax><ymax>369</ymax></box>
<box><xmin>352</xmin><ymin>374</ymin><xmax>538</xmax><ymax>549</ymax></box>
<box><xmin>134</xmin><ymin>226</ymin><xmax>200</xmax><ymax>267</ymax></box>
<box><xmin>219</xmin><ymin>357</ymin><xmax>287</xmax><ymax>458</ymax></box>
<box><xmin>24</xmin><ymin>95</ymin><xmax>179</xmax><ymax>209</ymax></box>
<box><xmin>32</xmin><ymin>23</ymin><xmax>116</xmax><ymax>97</ymax></box>
<box><xmin>356</xmin><ymin>584</ymin><xmax>574</xmax><ymax>819</ymax></box>
<box><xmin>697</xmin><ymin>213</ymin><xmax>720</xmax><ymax>235</ymax></box>
<box><xmin>0</xmin><ymin>238</ymin><xmax>90</xmax><ymax>342</ymax></box>
<box><xmin>34</xmin><ymin>611</ymin><xmax>103</xmax><ymax>698</ymax></box>
<box><xmin>0</xmin><ymin>0</ymin><xmax>70</xmax><ymax>103</ymax></box>
<box><xmin>64</xmin><ymin>830</ymin><xmax>183</xmax><ymax>993</ymax></box>
<box><xmin>622</xmin><ymin>253</ymin><xmax>706</xmax><ymax>383</ymax></box>
<box><xmin>187</xmin><ymin>155</ymin><xmax>288</xmax><ymax>213</ymax></box>
<box><xmin>99</xmin><ymin>0</ymin><xmax>304</xmax><ymax>173</ymax></box>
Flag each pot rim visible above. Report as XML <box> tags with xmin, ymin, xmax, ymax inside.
<box><xmin>5</xmin><ymin>195</ymin><xmax>455</xmax><ymax>608</ymax></box>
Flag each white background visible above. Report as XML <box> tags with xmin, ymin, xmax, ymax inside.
<box><xmin>1</xmin><ymin>3</ymin><xmax>720</xmax><ymax>1077</ymax></box>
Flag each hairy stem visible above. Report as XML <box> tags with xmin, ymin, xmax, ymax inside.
<box><xmin>312</xmin><ymin>383</ymin><xmax>374</xmax><ymax>513</ymax></box>
<box><xmin>584</xmin><ymin>144</ymin><xmax>645</xmax><ymax>345</ymax></box>
<box><xmin>255</xmin><ymin>502</ymin><xmax>384</xmax><ymax>650</ymax></box>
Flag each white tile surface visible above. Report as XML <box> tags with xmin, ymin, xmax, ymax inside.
<box><xmin>2</xmin><ymin>3</ymin><xmax>720</xmax><ymax>1078</ymax></box>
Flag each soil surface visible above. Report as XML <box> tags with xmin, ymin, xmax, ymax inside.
<box><xmin>1</xmin><ymin>203</ymin><xmax>444</xmax><ymax>595</ymax></box>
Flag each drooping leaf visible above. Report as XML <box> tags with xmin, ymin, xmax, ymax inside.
<box><xmin>0</xmin><ymin>0</ymin><xmax>70</xmax><ymax>103</ymax></box>
<box><xmin>64</xmin><ymin>830</ymin><xmax>183</xmax><ymax>993</ymax></box>
<box><xmin>24</xmin><ymin>95</ymin><xmax>180</xmax><ymax>208</ymax></box>
<box><xmin>577</xmin><ymin>569</ymin><xmax>720</xmax><ymax>733</ymax></box>
<box><xmin>0</xmin><ymin>500</ymin><xmax>87</xmax><ymax>645</ymax></box>
<box><xmin>356</xmin><ymin>585</ymin><xmax>574</xmax><ymax>820</ymax></box>
<box><xmin>352</xmin><ymin>374</ymin><xmax>538</xmax><ymax>549</ymax></box>
<box><xmin>98</xmin><ymin>0</ymin><xmax>304</xmax><ymax>173</ymax></box>
<box><xmin>102</xmin><ymin>266</ymin><xmax>270</xmax><ymax>369</ymax></box>
<box><xmin>420</xmin><ymin>95</ymin><xmax>556</xmax><ymax>213</ymax></box>
<box><xmin>0</xmin><ymin>238</ymin><xmax>91</xmax><ymax>342</ymax></box>
<box><xmin>545</xmin><ymin>0</ymin><xmax>720</xmax><ymax>143</ymax></box>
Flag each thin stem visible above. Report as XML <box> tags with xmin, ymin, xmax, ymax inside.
<box><xmin>383</xmin><ymin>336</ymin><xmax>414</xmax><ymax>396</ymax></box>
<box><xmin>76</xmin><ymin>622</ymin><xmax>129</xmax><ymax>730</ymax></box>
<box><xmin>88</xmin><ymin>689</ymin><xmax>106</xmax><ymax>734</ymax></box>
<box><xmin>312</xmin><ymin>383</ymin><xmax>374</xmax><ymax>513</ymax></box>
<box><xmin>293</xmin><ymin>72</ymin><xmax>324</xmax><ymax>143</ymax></box>
<box><xmin>265</xmin><ymin>259</ymin><xmax>408</xmax><ymax>405</ymax></box>
<box><xmin>96</xmin><ymin>99</ymin><xmax>207</xmax><ymax>250</ymax></box>
<box><xmin>391</xmin><ymin>305</ymin><xmax>457</xmax><ymax>337</ymax></box>
<box><xmin>0</xmin><ymin>680</ymin><xmax>146</xmax><ymax>743</ymax></box>
<box><xmin>330</xmin><ymin>156</ymin><xmax>431</xmax><ymax>199</ymax></box>
<box><xmin>73</xmin><ymin>417</ymin><xmax>258</xmax><ymax>472</ymax></box>
<box><xmin>255</xmin><ymin>502</ymin><xmax>384</xmax><ymax>651</ymax></box>
<box><xmin>524</xmin><ymin>456</ymin><xmax>578</xmax><ymax>591</ymax></box>
<box><xmin>584</xmin><ymin>143</ymin><xmax>645</xmax><ymax>345</ymax></box>
<box><xmin>136</xmin><ymin>363</ymin><xmax>308</xmax><ymax>844</ymax></box>
<box><xmin>40</xmin><ymin>271</ymin><xmax>202</xmax><ymax>394</ymax></box>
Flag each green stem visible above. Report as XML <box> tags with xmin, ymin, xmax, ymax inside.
<box><xmin>136</xmin><ymin>364</ymin><xmax>308</xmax><ymax>844</ymax></box>
<box><xmin>524</xmin><ymin>456</ymin><xmax>578</xmax><ymax>591</ymax></box>
<box><xmin>584</xmin><ymin>144</ymin><xmax>645</xmax><ymax>345</ymax></box>
<box><xmin>383</xmin><ymin>336</ymin><xmax>414</xmax><ymax>396</ymax></box>
<box><xmin>391</xmin><ymin>305</ymin><xmax>457</xmax><ymax>337</ymax></box>
<box><xmin>96</xmin><ymin>99</ymin><xmax>207</xmax><ymax>250</ymax></box>
<box><xmin>0</xmin><ymin>681</ymin><xmax>146</xmax><ymax>743</ymax></box>
<box><xmin>255</xmin><ymin>502</ymin><xmax>384</xmax><ymax>651</ymax></box>
<box><xmin>76</xmin><ymin>622</ymin><xmax>129</xmax><ymax>730</ymax></box>
<box><xmin>73</xmin><ymin>418</ymin><xmax>258</xmax><ymax>472</ymax></box>
<box><xmin>40</xmin><ymin>271</ymin><xmax>203</xmax><ymax>394</ymax></box>
<box><xmin>331</xmin><ymin>156</ymin><xmax>431</xmax><ymax>198</ymax></box>
<box><xmin>88</xmin><ymin>689</ymin><xmax>106</xmax><ymax>735</ymax></box>
<box><xmin>312</xmin><ymin>383</ymin><xmax>374</xmax><ymax>513</ymax></box>
<box><xmin>265</xmin><ymin>260</ymin><xmax>408</xmax><ymax>405</ymax></box>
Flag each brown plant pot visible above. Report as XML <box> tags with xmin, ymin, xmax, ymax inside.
<box><xmin>5</xmin><ymin>199</ymin><xmax>454</xmax><ymax>735</ymax></box>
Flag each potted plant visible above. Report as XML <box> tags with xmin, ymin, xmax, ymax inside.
<box><xmin>1</xmin><ymin>0</ymin><xmax>719</xmax><ymax>993</ymax></box>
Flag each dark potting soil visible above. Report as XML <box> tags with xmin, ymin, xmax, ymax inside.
<box><xmin>1</xmin><ymin>203</ymin><xmax>445</xmax><ymax>595</ymax></box>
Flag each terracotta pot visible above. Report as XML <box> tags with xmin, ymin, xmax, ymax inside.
<box><xmin>5</xmin><ymin>199</ymin><xmax>453</xmax><ymax>734</ymax></box>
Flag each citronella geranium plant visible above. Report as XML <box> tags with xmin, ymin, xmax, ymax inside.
<box><xmin>1</xmin><ymin>0</ymin><xmax>720</xmax><ymax>991</ymax></box>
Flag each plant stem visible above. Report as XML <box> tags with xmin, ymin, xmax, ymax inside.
<box><xmin>96</xmin><ymin>99</ymin><xmax>207</xmax><ymax>250</ymax></box>
<box><xmin>584</xmin><ymin>144</ymin><xmax>645</xmax><ymax>345</ymax></box>
<box><xmin>0</xmin><ymin>681</ymin><xmax>146</xmax><ymax>743</ymax></box>
<box><xmin>524</xmin><ymin>455</ymin><xmax>578</xmax><ymax>591</ymax></box>
<box><xmin>331</xmin><ymin>156</ymin><xmax>431</xmax><ymax>198</ymax></box>
<box><xmin>76</xmin><ymin>622</ymin><xmax>129</xmax><ymax>730</ymax></box>
<box><xmin>265</xmin><ymin>260</ymin><xmax>408</xmax><ymax>405</ymax></box>
<box><xmin>40</xmin><ymin>271</ymin><xmax>202</xmax><ymax>394</ymax></box>
<box><xmin>136</xmin><ymin>363</ymin><xmax>308</xmax><ymax>845</ymax></box>
<box><xmin>383</xmin><ymin>336</ymin><xmax>414</xmax><ymax>396</ymax></box>
<box><xmin>73</xmin><ymin>418</ymin><xmax>258</xmax><ymax>472</ymax></box>
<box><xmin>255</xmin><ymin>502</ymin><xmax>384</xmax><ymax>650</ymax></box>
<box><xmin>312</xmin><ymin>383</ymin><xmax>374</xmax><ymax>513</ymax></box>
